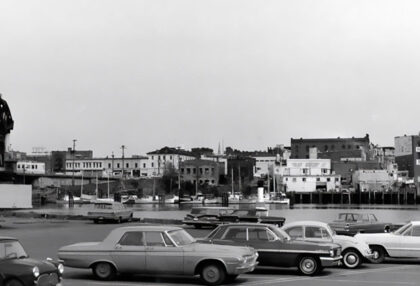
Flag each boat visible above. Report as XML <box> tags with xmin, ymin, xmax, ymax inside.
<box><xmin>263</xmin><ymin>192</ymin><xmax>290</xmax><ymax>205</ymax></box>
<box><xmin>121</xmin><ymin>195</ymin><xmax>137</xmax><ymax>204</ymax></box>
<box><xmin>165</xmin><ymin>195</ymin><xmax>179</xmax><ymax>204</ymax></box>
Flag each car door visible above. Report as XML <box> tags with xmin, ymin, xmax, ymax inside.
<box><xmin>246</xmin><ymin>226</ymin><xmax>293</xmax><ymax>267</ymax></box>
<box><xmin>145</xmin><ymin>231</ymin><xmax>184</xmax><ymax>274</ymax></box>
<box><xmin>213</xmin><ymin>226</ymin><xmax>248</xmax><ymax>246</ymax></box>
<box><xmin>397</xmin><ymin>225</ymin><xmax>420</xmax><ymax>258</ymax></box>
<box><xmin>111</xmin><ymin>231</ymin><xmax>146</xmax><ymax>273</ymax></box>
<box><xmin>284</xmin><ymin>226</ymin><xmax>304</xmax><ymax>240</ymax></box>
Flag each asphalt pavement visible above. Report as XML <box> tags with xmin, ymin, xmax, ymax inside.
<box><xmin>1</xmin><ymin>217</ymin><xmax>419</xmax><ymax>286</ymax></box>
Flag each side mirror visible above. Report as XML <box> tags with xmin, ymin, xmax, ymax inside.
<box><xmin>115</xmin><ymin>244</ymin><xmax>122</xmax><ymax>250</ymax></box>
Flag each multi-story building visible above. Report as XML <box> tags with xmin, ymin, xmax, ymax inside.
<box><xmin>15</xmin><ymin>161</ymin><xmax>46</xmax><ymax>175</ymax></box>
<box><xmin>145</xmin><ymin>147</ymin><xmax>196</xmax><ymax>177</ymax></box>
<box><xmin>51</xmin><ymin>148</ymin><xmax>93</xmax><ymax>173</ymax></box>
<box><xmin>273</xmin><ymin>159</ymin><xmax>341</xmax><ymax>193</ymax></box>
<box><xmin>65</xmin><ymin>156</ymin><xmax>148</xmax><ymax>178</ymax></box>
<box><xmin>291</xmin><ymin>134</ymin><xmax>371</xmax><ymax>161</ymax></box>
<box><xmin>180</xmin><ymin>159</ymin><xmax>220</xmax><ymax>186</ymax></box>
<box><xmin>253</xmin><ymin>155</ymin><xmax>277</xmax><ymax>178</ymax></box>
<box><xmin>227</xmin><ymin>156</ymin><xmax>256</xmax><ymax>183</ymax></box>
<box><xmin>395</xmin><ymin>135</ymin><xmax>420</xmax><ymax>187</ymax></box>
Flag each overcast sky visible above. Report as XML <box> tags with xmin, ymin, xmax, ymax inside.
<box><xmin>1</xmin><ymin>0</ymin><xmax>420</xmax><ymax>157</ymax></box>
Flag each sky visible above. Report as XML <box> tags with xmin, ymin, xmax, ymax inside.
<box><xmin>1</xmin><ymin>0</ymin><xmax>420</xmax><ymax>157</ymax></box>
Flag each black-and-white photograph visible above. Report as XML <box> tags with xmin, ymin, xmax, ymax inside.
<box><xmin>1</xmin><ymin>0</ymin><xmax>420</xmax><ymax>285</ymax></box>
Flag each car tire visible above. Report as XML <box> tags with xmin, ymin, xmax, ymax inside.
<box><xmin>5</xmin><ymin>279</ymin><xmax>24</xmax><ymax>286</ymax></box>
<box><xmin>342</xmin><ymin>249</ymin><xmax>362</xmax><ymax>269</ymax></box>
<box><xmin>298</xmin><ymin>256</ymin><xmax>319</xmax><ymax>276</ymax></box>
<box><xmin>93</xmin><ymin>219</ymin><xmax>99</xmax><ymax>224</ymax></box>
<box><xmin>200</xmin><ymin>263</ymin><xmax>226</xmax><ymax>285</ymax></box>
<box><xmin>370</xmin><ymin>246</ymin><xmax>386</xmax><ymax>264</ymax></box>
<box><xmin>92</xmin><ymin>262</ymin><xmax>116</xmax><ymax>280</ymax></box>
<box><xmin>194</xmin><ymin>225</ymin><xmax>202</xmax><ymax>229</ymax></box>
<box><xmin>117</xmin><ymin>217</ymin><xmax>122</xmax><ymax>224</ymax></box>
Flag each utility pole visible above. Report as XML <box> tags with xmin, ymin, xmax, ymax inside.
<box><xmin>72</xmin><ymin>139</ymin><xmax>77</xmax><ymax>186</ymax></box>
<box><xmin>121</xmin><ymin>145</ymin><xmax>126</xmax><ymax>178</ymax></box>
<box><xmin>111</xmin><ymin>151</ymin><xmax>114</xmax><ymax>175</ymax></box>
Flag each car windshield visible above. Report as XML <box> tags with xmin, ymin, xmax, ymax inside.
<box><xmin>95</xmin><ymin>204</ymin><xmax>113</xmax><ymax>209</ymax></box>
<box><xmin>0</xmin><ymin>240</ymin><xmax>28</xmax><ymax>260</ymax></box>
<box><xmin>191</xmin><ymin>208</ymin><xmax>218</xmax><ymax>215</ymax></box>
<box><xmin>168</xmin><ymin>229</ymin><xmax>196</xmax><ymax>246</ymax></box>
<box><xmin>325</xmin><ymin>224</ymin><xmax>336</xmax><ymax>235</ymax></box>
<box><xmin>394</xmin><ymin>223</ymin><xmax>412</xmax><ymax>235</ymax></box>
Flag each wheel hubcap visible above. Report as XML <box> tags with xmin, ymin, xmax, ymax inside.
<box><xmin>205</xmin><ymin>266</ymin><xmax>219</xmax><ymax>283</ymax></box>
<box><xmin>373</xmin><ymin>251</ymin><xmax>379</xmax><ymax>259</ymax></box>
<box><xmin>346</xmin><ymin>254</ymin><xmax>357</xmax><ymax>265</ymax></box>
<box><xmin>302</xmin><ymin>259</ymin><xmax>315</xmax><ymax>273</ymax></box>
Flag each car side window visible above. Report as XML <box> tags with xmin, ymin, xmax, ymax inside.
<box><xmin>162</xmin><ymin>233</ymin><xmax>175</xmax><ymax>246</ymax></box>
<box><xmin>361</xmin><ymin>214</ymin><xmax>369</xmax><ymax>222</ymax></box>
<box><xmin>412</xmin><ymin>227</ymin><xmax>420</xmax><ymax>237</ymax></box>
<box><xmin>118</xmin><ymin>231</ymin><xmax>145</xmax><ymax>246</ymax></box>
<box><xmin>248</xmin><ymin>227</ymin><xmax>275</xmax><ymax>241</ymax></box>
<box><xmin>285</xmin><ymin>226</ymin><xmax>303</xmax><ymax>239</ymax></box>
<box><xmin>145</xmin><ymin>232</ymin><xmax>166</xmax><ymax>247</ymax></box>
<box><xmin>369</xmin><ymin>214</ymin><xmax>378</xmax><ymax>222</ymax></box>
<box><xmin>222</xmin><ymin>227</ymin><xmax>247</xmax><ymax>241</ymax></box>
<box><xmin>305</xmin><ymin>227</ymin><xmax>327</xmax><ymax>239</ymax></box>
<box><xmin>402</xmin><ymin>227</ymin><xmax>413</xmax><ymax>236</ymax></box>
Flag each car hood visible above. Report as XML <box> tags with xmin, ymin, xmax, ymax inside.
<box><xmin>186</xmin><ymin>242</ymin><xmax>255</xmax><ymax>256</ymax></box>
<box><xmin>354</xmin><ymin>233</ymin><xmax>391</xmax><ymax>243</ymax></box>
<box><xmin>4</xmin><ymin>258</ymin><xmax>57</xmax><ymax>273</ymax></box>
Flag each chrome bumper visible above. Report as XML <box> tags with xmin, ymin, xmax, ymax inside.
<box><xmin>320</xmin><ymin>256</ymin><xmax>342</xmax><ymax>267</ymax></box>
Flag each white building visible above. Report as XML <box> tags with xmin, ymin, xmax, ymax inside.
<box><xmin>273</xmin><ymin>159</ymin><xmax>341</xmax><ymax>193</ymax></box>
<box><xmin>253</xmin><ymin>155</ymin><xmax>277</xmax><ymax>178</ymax></box>
<box><xmin>15</xmin><ymin>161</ymin><xmax>46</xmax><ymax>175</ymax></box>
<box><xmin>145</xmin><ymin>147</ymin><xmax>196</xmax><ymax>177</ymax></box>
<box><xmin>352</xmin><ymin>169</ymin><xmax>394</xmax><ymax>192</ymax></box>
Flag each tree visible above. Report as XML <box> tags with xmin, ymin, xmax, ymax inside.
<box><xmin>162</xmin><ymin>163</ymin><xmax>178</xmax><ymax>194</ymax></box>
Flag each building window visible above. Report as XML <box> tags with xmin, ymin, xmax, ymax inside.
<box><xmin>324</xmin><ymin>145</ymin><xmax>328</xmax><ymax>151</ymax></box>
<box><xmin>117</xmin><ymin>163</ymin><xmax>120</xmax><ymax>168</ymax></box>
<box><xmin>163</xmin><ymin>155</ymin><xmax>166</xmax><ymax>160</ymax></box>
<box><xmin>302</xmin><ymin>177</ymin><xmax>306</xmax><ymax>182</ymax></box>
<box><xmin>193</xmin><ymin>168</ymin><xmax>196</xmax><ymax>174</ymax></box>
<box><xmin>151</xmin><ymin>163</ymin><xmax>154</xmax><ymax>167</ymax></box>
<box><xmin>151</xmin><ymin>156</ymin><xmax>154</xmax><ymax>160</ymax></box>
<box><xmin>342</xmin><ymin>145</ymin><xmax>346</xmax><ymax>149</ymax></box>
<box><xmin>126</xmin><ymin>163</ymin><xmax>129</xmax><ymax>168</ymax></box>
<box><xmin>187</xmin><ymin>168</ymin><xmax>191</xmax><ymax>174</ymax></box>
<box><xmin>135</xmin><ymin>163</ymin><xmax>138</xmax><ymax>168</ymax></box>
<box><xmin>211</xmin><ymin>180</ymin><xmax>215</xmax><ymax>184</ymax></box>
<box><xmin>302</xmin><ymin>168</ymin><xmax>308</xmax><ymax>174</ymax></box>
<box><xmin>327</xmin><ymin>178</ymin><xmax>331</xmax><ymax>182</ymax></box>
<box><xmin>292</xmin><ymin>178</ymin><xmax>297</xmax><ymax>182</ymax></box>
<box><xmin>108</xmin><ymin>163</ymin><xmax>111</xmax><ymax>168</ymax></box>
<box><xmin>143</xmin><ymin>163</ymin><xmax>146</xmax><ymax>168</ymax></box>
<box><xmin>316</xmin><ymin>178</ymin><xmax>320</xmax><ymax>182</ymax></box>
<box><xmin>181</xmin><ymin>168</ymin><xmax>185</xmax><ymax>174</ymax></box>
<box><xmin>205</xmin><ymin>168</ymin><xmax>209</xmax><ymax>174</ymax></box>
<box><xmin>335</xmin><ymin>177</ymin><xmax>340</xmax><ymax>182</ymax></box>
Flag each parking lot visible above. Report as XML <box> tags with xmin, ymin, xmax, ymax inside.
<box><xmin>1</xmin><ymin>217</ymin><xmax>419</xmax><ymax>286</ymax></box>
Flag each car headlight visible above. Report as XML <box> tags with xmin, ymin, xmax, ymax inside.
<box><xmin>33</xmin><ymin>266</ymin><xmax>40</xmax><ymax>278</ymax></box>
<box><xmin>58</xmin><ymin>263</ymin><xmax>64</xmax><ymax>274</ymax></box>
<box><xmin>329</xmin><ymin>249</ymin><xmax>335</xmax><ymax>257</ymax></box>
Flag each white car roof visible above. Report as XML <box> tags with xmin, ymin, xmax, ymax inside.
<box><xmin>282</xmin><ymin>221</ymin><xmax>329</xmax><ymax>228</ymax></box>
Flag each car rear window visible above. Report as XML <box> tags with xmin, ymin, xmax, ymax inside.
<box><xmin>118</xmin><ymin>232</ymin><xmax>145</xmax><ymax>246</ymax></box>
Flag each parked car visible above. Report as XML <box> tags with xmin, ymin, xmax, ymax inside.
<box><xmin>354</xmin><ymin>221</ymin><xmax>420</xmax><ymax>263</ymax></box>
<box><xmin>219</xmin><ymin>207</ymin><xmax>286</xmax><ymax>227</ymax></box>
<box><xmin>87</xmin><ymin>201</ymin><xmax>133</xmax><ymax>223</ymax></box>
<box><xmin>183</xmin><ymin>207</ymin><xmax>235</xmax><ymax>228</ymax></box>
<box><xmin>58</xmin><ymin>225</ymin><xmax>258</xmax><ymax>285</ymax></box>
<box><xmin>200</xmin><ymin>223</ymin><xmax>342</xmax><ymax>276</ymax></box>
<box><xmin>282</xmin><ymin>221</ymin><xmax>374</xmax><ymax>268</ymax></box>
<box><xmin>0</xmin><ymin>236</ymin><xmax>64</xmax><ymax>286</ymax></box>
<box><xmin>329</xmin><ymin>213</ymin><xmax>399</xmax><ymax>236</ymax></box>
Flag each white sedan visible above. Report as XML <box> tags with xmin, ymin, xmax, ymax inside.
<box><xmin>282</xmin><ymin>221</ymin><xmax>374</xmax><ymax>268</ymax></box>
<box><xmin>354</xmin><ymin>221</ymin><xmax>420</xmax><ymax>263</ymax></box>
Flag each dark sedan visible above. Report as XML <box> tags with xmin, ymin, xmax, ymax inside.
<box><xmin>200</xmin><ymin>223</ymin><xmax>342</xmax><ymax>276</ymax></box>
<box><xmin>329</xmin><ymin>213</ymin><xmax>401</xmax><ymax>236</ymax></box>
<box><xmin>0</xmin><ymin>236</ymin><xmax>63</xmax><ymax>286</ymax></box>
<box><xmin>219</xmin><ymin>207</ymin><xmax>286</xmax><ymax>227</ymax></box>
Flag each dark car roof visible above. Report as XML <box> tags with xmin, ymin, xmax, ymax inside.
<box><xmin>0</xmin><ymin>236</ymin><xmax>17</xmax><ymax>241</ymax></box>
<box><xmin>218</xmin><ymin>223</ymin><xmax>274</xmax><ymax>228</ymax></box>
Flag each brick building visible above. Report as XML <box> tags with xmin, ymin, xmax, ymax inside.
<box><xmin>180</xmin><ymin>159</ymin><xmax>220</xmax><ymax>186</ymax></box>
<box><xmin>395</xmin><ymin>135</ymin><xmax>420</xmax><ymax>187</ymax></box>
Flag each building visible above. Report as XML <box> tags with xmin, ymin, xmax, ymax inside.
<box><xmin>200</xmin><ymin>154</ymin><xmax>228</xmax><ymax>175</ymax></box>
<box><xmin>352</xmin><ymin>170</ymin><xmax>394</xmax><ymax>192</ymax></box>
<box><xmin>394</xmin><ymin>135</ymin><xmax>420</xmax><ymax>187</ymax></box>
<box><xmin>273</xmin><ymin>159</ymin><xmax>341</xmax><ymax>193</ymax></box>
<box><xmin>253</xmin><ymin>155</ymin><xmax>277</xmax><ymax>178</ymax></box>
<box><xmin>332</xmin><ymin>160</ymin><xmax>382</xmax><ymax>187</ymax></box>
<box><xmin>227</xmin><ymin>156</ymin><xmax>256</xmax><ymax>183</ymax></box>
<box><xmin>51</xmin><ymin>148</ymin><xmax>93</xmax><ymax>173</ymax></box>
<box><xmin>291</xmin><ymin>134</ymin><xmax>371</xmax><ymax>161</ymax></box>
<box><xmin>180</xmin><ymin>159</ymin><xmax>220</xmax><ymax>186</ymax></box>
<box><xmin>65</xmin><ymin>156</ymin><xmax>148</xmax><ymax>178</ymax></box>
<box><xmin>15</xmin><ymin>161</ymin><xmax>46</xmax><ymax>175</ymax></box>
<box><xmin>145</xmin><ymin>147</ymin><xmax>196</xmax><ymax>177</ymax></box>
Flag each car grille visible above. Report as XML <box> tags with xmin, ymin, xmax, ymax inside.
<box><xmin>37</xmin><ymin>272</ymin><xmax>59</xmax><ymax>286</ymax></box>
<box><xmin>335</xmin><ymin>248</ymin><xmax>341</xmax><ymax>257</ymax></box>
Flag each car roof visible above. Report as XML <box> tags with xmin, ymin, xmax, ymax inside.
<box><xmin>219</xmin><ymin>222</ymin><xmax>273</xmax><ymax>228</ymax></box>
<box><xmin>409</xmin><ymin>221</ymin><xmax>420</xmax><ymax>225</ymax></box>
<box><xmin>192</xmin><ymin>206</ymin><xmax>233</xmax><ymax>209</ymax></box>
<box><xmin>113</xmin><ymin>225</ymin><xmax>182</xmax><ymax>232</ymax></box>
<box><xmin>283</xmin><ymin>221</ymin><xmax>328</xmax><ymax>228</ymax></box>
<box><xmin>0</xmin><ymin>236</ymin><xmax>17</xmax><ymax>241</ymax></box>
